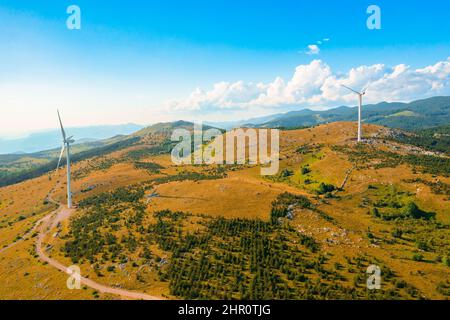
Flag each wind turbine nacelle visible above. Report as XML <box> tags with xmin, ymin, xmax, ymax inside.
<box><xmin>66</xmin><ymin>139</ymin><xmax>75</xmax><ymax>144</ymax></box>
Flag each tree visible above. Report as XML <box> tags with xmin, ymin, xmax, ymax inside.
<box><xmin>412</xmin><ymin>253</ymin><xmax>424</xmax><ymax>262</ymax></box>
<box><xmin>317</xmin><ymin>183</ymin><xmax>336</xmax><ymax>195</ymax></box>
<box><xmin>280</xmin><ymin>168</ymin><xmax>294</xmax><ymax>178</ymax></box>
<box><xmin>391</xmin><ymin>228</ymin><xmax>403</xmax><ymax>239</ymax></box>
<box><xmin>301</xmin><ymin>166</ymin><xmax>311</xmax><ymax>175</ymax></box>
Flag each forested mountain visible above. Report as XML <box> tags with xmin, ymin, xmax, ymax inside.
<box><xmin>246</xmin><ymin>96</ymin><xmax>450</xmax><ymax>131</ymax></box>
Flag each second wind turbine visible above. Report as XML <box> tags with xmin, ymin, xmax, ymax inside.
<box><xmin>342</xmin><ymin>85</ymin><xmax>368</xmax><ymax>143</ymax></box>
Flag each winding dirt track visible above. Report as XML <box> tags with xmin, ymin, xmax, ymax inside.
<box><xmin>1</xmin><ymin>188</ymin><xmax>164</xmax><ymax>300</ymax></box>
<box><xmin>35</xmin><ymin>202</ymin><xmax>164</xmax><ymax>300</ymax></box>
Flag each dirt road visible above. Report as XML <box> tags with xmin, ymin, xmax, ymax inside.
<box><xmin>35</xmin><ymin>204</ymin><xmax>164</xmax><ymax>300</ymax></box>
<box><xmin>0</xmin><ymin>187</ymin><xmax>164</xmax><ymax>300</ymax></box>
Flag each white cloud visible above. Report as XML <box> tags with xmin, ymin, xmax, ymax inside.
<box><xmin>166</xmin><ymin>58</ymin><xmax>450</xmax><ymax>114</ymax></box>
<box><xmin>306</xmin><ymin>44</ymin><xmax>320</xmax><ymax>55</ymax></box>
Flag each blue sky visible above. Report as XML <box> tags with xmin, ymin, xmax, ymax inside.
<box><xmin>0</xmin><ymin>0</ymin><xmax>449</xmax><ymax>137</ymax></box>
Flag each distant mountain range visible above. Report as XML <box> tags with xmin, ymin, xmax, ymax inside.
<box><xmin>0</xmin><ymin>123</ymin><xmax>144</xmax><ymax>154</ymax></box>
<box><xmin>2</xmin><ymin>111</ymin><xmax>449</xmax><ymax>188</ymax></box>
<box><xmin>238</xmin><ymin>96</ymin><xmax>450</xmax><ymax>130</ymax></box>
<box><xmin>2</xmin><ymin>96</ymin><xmax>449</xmax><ymax>155</ymax></box>
<box><xmin>205</xmin><ymin>114</ymin><xmax>280</xmax><ymax>130</ymax></box>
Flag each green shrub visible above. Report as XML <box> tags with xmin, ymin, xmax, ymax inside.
<box><xmin>415</xmin><ymin>240</ymin><xmax>429</xmax><ymax>251</ymax></box>
<box><xmin>317</xmin><ymin>183</ymin><xmax>336</xmax><ymax>195</ymax></box>
<box><xmin>301</xmin><ymin>166</ymin><xmax>311</xmax><ymax>175</ymax></box>
<box><xmin>404</xmin><ymin>202</ymin><xmax>435</xmax><ymax>220</ymax></box>
<box><xmin>412</xmin><ymin>253</ymin><xmax>424</xmax><ymax>262</ymax></box>
<box><xmin>391</xmin><ymin>228</ymin><xmax>403</xmax><ymax>238</ymax></box>
<box><xmin>280</xmin><ymin>168</ymin><xmax>294</xmax><ymax>178</ymax></box>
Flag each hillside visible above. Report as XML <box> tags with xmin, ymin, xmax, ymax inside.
<box><xmin>0</xmin><ymin>135</ymin><xmax>139</xmax><ymax>188</ymax></box>
<box><xmin>0</xmin><ymin>122</ymin><xmax>448</xmax><ymax>300</ymax></box>
<box><xmin>248</xmin><ymin>96</ymin><xmax>450</xmax><ymax>131</ymax></box>
<box><xmin>0</xmin><ymin>121</ymin><xmax>201</xmax><ymax>188</ymax></box>
<box><xmin>386</xmin><ymin>125</ymin><xmax>450</xmax><ymax>155</ymax></box>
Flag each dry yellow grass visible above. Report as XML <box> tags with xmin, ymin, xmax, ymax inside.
<box><xmin>150</xmin><ymin>176</ymin><xmax>279</xmax><ymax>219</ymax></box>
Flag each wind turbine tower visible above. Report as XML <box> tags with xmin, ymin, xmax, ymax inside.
<box><xmin>342</xmin><ymin>85</ymin><xmax>368</xmax><ymax>143</ymax></box>
<box><xmin>56</xmin><ymin>110</ymin><xmax>75</xmax><ymax>208</ymax></box>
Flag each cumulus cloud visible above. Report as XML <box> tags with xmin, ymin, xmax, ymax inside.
<box><xmin>166</xmin><ymin>58</ymin><xmax>450</xmax><ymax>114</ymax></box>
<box><xmin>306</xmin><ymin>44</ymin><xmax>320</xmax><ymax>55</ymax></box>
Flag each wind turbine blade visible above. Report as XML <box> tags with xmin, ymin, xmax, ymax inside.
<box><xmin>362</xmin><ymin>84</ymin><xmax>370</xmax><ymax>95</ymax></box>
<box><xmin>56</xmin><ymin>144</ymin><xmax>65</xmax><ymax>171</ymax></box>
<box><xmin>57</xmin><ymin>110</ymin><xmax>66</xmax><ymax>140</ymax></box>
<box><xmin>341</xmin><ymin>84</ymin><xmax>361</xmax><ymax>95</ymax></box>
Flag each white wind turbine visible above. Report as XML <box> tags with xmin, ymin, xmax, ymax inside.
<box><xmin>56</xmin><ymin>110</ymin><xmax>75</xmax><ymax>208</ymax></box>
<box><xmin>341</xmin><ymin>84</ymin><xmax>368</xmax><ymax>143</ymax></box>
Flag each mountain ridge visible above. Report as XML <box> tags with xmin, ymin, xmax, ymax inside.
<box><xmin>250</xmin><ymin>96</ymin><xmax>450</xmax><ymax>130</ymax></box>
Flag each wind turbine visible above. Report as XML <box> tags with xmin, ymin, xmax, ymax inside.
<box><xmin>56</xmin><ymin>110</ymin><xmax>75</xmax><ymax>208</ymax></box>
<box><xmin>341</xmin><ymin>84</ymin><xmax>368</xmax><ymax>143</ymax></box>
